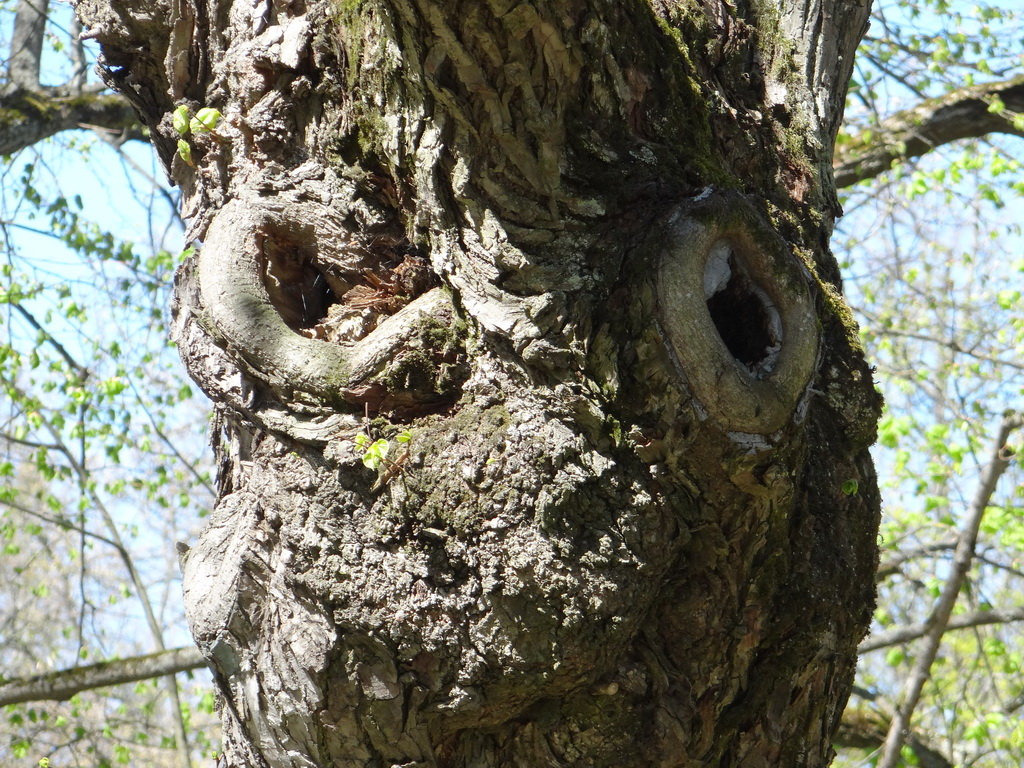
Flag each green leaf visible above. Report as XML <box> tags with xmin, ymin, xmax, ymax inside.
<box><xmin>987</xmin><ymin>96</ymin><xmax>1006</xmax><ymax>114</ymax></box>
<box><xmin>190</xmin><ymin>107</ymin><xmax>222</xmax><ymax>133</ymax></box>
<box><xmin>172</xmin><ymin>105</ymin><xmax>191</xmax><ymax>135</ymax></box>
<box><xmin>997</xmin><ymin>289</ymin><xmax>1019</xmax><ymax>310</ymax></box>
<box><xmin>177</xmin><ymin>139</ymin><xmax>193</xmax><ymax>165</ymax></box>
<box><xmin>361</xmin><ymin>439</ymin><xmax>390</xmax><ymax>471</ymax></box>
<box><xmin>99</xmin><ymin>377</ymin><xmax>128</xmax><ymax>397</ymax></box>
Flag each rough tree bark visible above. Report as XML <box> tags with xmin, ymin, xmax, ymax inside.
<box><xmin>72</xmin><ymin>0</ymin><xmax>882</xmax><ymax>765</ymax></box>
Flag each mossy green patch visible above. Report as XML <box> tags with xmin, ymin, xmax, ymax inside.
<box><xmin>376</xmin><ymin>307</ymin><xmax>470</xmax><ymax>397</ymax></box>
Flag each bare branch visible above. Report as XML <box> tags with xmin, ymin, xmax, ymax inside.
<box><xmin>834</xmin><ymin>75</ymin><xmax>1024</xmax><ymax>188</ymax></box>
<box><xmin>877</xmin><ymin>411</ymin><xmax>1024</xmax><ymax>768</ymax></box>
<box><xmin>10</xmin><ymin>301</ymin><xmax>91</xmax><ymax>380</ymax></box>
<box><xmin>1004</xmin><ymin>690</ymin><xmax>1024</xmax><ymax>715</ymax></box>
<box><xmin>860</xmin><ymin>606</ymin><xmax>1024</xmax><ymax>653</ymax></box>
<box><xmin>0</xmin><ymin>646</ymin><xmax>207</xmax><ymax>707</ymax></box>
<box><xmin>0</xmin><ymin>496</ymin><xmax>122</xmax><ymax>550</ymax></box>
<box><xmin>876</xmin><ymin>538</ymin><xmax>958</xmax><ymax>582</ymax></box>
<box><xmin>860</xmin><ymin>325</ymin><xmax>1024</xmax><ymax>373</ymax></box>
<box><xmin>0</xmin><ymin>88</ymin><xmax>142</xmax><ymax>156</ymax></box>
<box><xmin>836</xmin><ymin>710</ymin><xmax>953</xmax><ymax>768</ymax></box>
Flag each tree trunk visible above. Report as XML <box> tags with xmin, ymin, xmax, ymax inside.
<box><xmin>73</xmin><ymin>0</ymin><xmax>882</xmax><ymax>765</ymax></box>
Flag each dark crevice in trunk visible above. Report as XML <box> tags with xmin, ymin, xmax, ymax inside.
<box><xmin>705</xmin><ymin>250</ymin><xmax>781</xmax><ymax>375</ymax></box>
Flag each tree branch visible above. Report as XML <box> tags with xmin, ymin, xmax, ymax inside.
<box><xmin>876</xmin><ymin>537</ymin><xmax>958</xmax><ymax>582</ymax></box>
<box><xmin>835</xmin><ymin>710</ymin><xmax>953</xmax><ymax>768</ymax></box>
<box><xmin>877</xmin><ymin>411</ymin><xmax>1024</xmax><ymax>768</ymax></box>
<box><xmin>1004</xmin><ymin>689</ymin><xmax>1024</xmax><ymax>715</ymax></box>
<box><xmin>859</xmin><ymin>606</ymin><xmax>1024</xmax><ymax>653</ymax></box>
<box><xmin>0</xmin><ymin>87</ymin><xmax>142</xmax><ymax>156</ymax></box>
<box><xmin>0</xmin><ymin>646</ymin><xmax>207</xmax><ymax>707</ymax></box>
<box><xmin>834</xmin><ymin>75</ymin><xmax>1024</xmax><ymax>188</ymax></box>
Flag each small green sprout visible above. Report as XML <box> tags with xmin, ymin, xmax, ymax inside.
<box><xmin>353</xmin><ymin>429</ymin><xmax>414</xmax><ymax>489</ymax></box>
<box><xmin>190</xmin><ymin>107</ymin><xmax>222</xmax><ymax>133</ymax></box>
<box><xmin>354</xmin><ymin>433</ymin><xmax>390</xmax><ymax>471</ymax></box>
<box><xmin>172</xmin><ymin>105</ymin><xmax>190</xmax><ymax>135</ymax></box>
<box><xmin>841</xmin><ymin>479</ymin><xmax>859</xmax><ymax>496</ymax></box>
<box><xmin>172</xmin><ymin>105</ymin><xmax>223</xmax><ymax>165</ymax></box>
<box><xmin>176</xmin><ymin>138</ymin><xmax>193</xmax><ymax>166</ymax></box>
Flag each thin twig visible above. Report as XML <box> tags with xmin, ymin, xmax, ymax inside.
<box><xmin>10</xmin><ymin>301</ymin><xmax>91</xmax><ymax>380</ymax></box>
<box><xmin>861</xmin><ymin>322</ymin><xmax>1024</xmax><ymax>373</ymax></box>
<box><xmin>126</xmin><ymin>376</ymin><xmax>215</xmax><ymax>498</ymax></box>
<box><xmin>876</xmin><ymin>537</ymin><xmax>958</xmax><ymax>582</ymax></box>
<box><xmin>860</xmin><ymin>606</ymin><xmax>1024</xmax><ymax>653</ymax></box>
<box><xmin>0</xmin><ymin>496</ymin><xmax>121</xmax><ymax>549</ymax></box>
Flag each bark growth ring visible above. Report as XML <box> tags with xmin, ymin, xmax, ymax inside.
<box><xmin>657</xmin><ymin>191</ymin><xmax>819</xmax><ymax>434</ymax></box>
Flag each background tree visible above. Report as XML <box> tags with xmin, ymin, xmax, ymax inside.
<box><xmin>830</xmin><ymin>2</ymin><xmax>1024</xmax><ymax>764</ymax></box>
<box><xmin>1</xmin><ymin>3</ymin><xmax>217</xmax><ymax>764</ymax></box>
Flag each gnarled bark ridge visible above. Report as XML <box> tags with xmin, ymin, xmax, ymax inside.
<box><xmin>74</xmin><ymin>0</ymin><xmax>882</xmax><ymax>765</ymax></box>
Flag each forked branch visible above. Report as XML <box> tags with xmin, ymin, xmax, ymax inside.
<box><xmin>2</xmin><ymin>0</ymin><xmax>142</xmax><ymax>155</ymax></box>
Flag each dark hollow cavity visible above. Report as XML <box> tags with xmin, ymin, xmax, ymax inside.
<box><xmin>261</xmin><ymin>237</ymin><xmax>338</xmax><ymax>330</ymax></box>
<box><xmin>704</xmin><ymin>247</ymin><xmax>781</xmax><ymax>375</ymax></box>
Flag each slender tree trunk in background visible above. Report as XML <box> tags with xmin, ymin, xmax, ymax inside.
<box><xmin>72</xmin><ymin>0</ymin><xmax>882</xmax><ymax>764</ymax></box>
<box><xmin>8</xmin><ymin>0</ymin><xmax>48</xmax><ymax>89</ymax></box>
